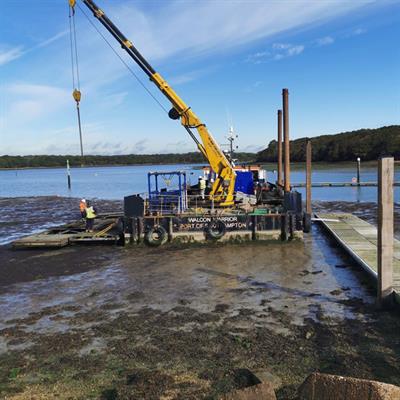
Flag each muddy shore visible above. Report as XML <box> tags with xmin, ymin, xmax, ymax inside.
<box><xmin>0</xmin><ymin>198</ymin><xmax>399</xmax><ymax>399</ymax></box>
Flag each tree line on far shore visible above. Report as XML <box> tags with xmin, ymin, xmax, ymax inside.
<box><xmin>2</xmin><ymin>125</ymin><xmax>398</xmax><ymax>168</ymax></box>
<box><xmin>0</xmin><ymin>152</ymin><xmax>256</xmax><ymax>169</ymax></box>
<box><xmin>256</xmin><ymin>125</ymin><xmax>400</xmax><ymax>162</ymax></box>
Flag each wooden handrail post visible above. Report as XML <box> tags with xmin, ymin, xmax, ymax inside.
<box><xmin>377</xmin><ymin>156</ymin><xmax>394</xmax><ymax>309</ymax></box>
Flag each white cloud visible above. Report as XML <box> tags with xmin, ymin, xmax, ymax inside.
<box><xmin>244</xmin><ymin>80</ymin><xmax>264</xmax><ymax>93</ymax></box>
<box><xmin>246</xmin><ymin>43</ymin><xmax>305</xmax><ymax>63</ymax></box>
<box><xmin>101</xmin><ymin>91</ymin><xmax>129</xmax><ymax>108</ymax></box>
<box><xmin>53</xmin><ymin>0</ymin><xmax>380</xmax><ymax>100</ymax></box>
<box><xmin>6</xmin><ymin>83</ymin><xmax>69</xmax><ymax>121</ymax></box>
<box><xmin>245</xmin><ymin>51</ymin><xmax>270</xmax><ymax>64</ymax></box>
<box><xmin>33</xmin><ymin>30</ymin><xmax>69</xmax><ymax>50</ymax></box>
<box><xmin>342</xmin><ymin>27</ymin><xmax>368</xmax><ymax>39</ymax></box>
<box><xmin>352</xmin><ymin>27</ymin><xmax>367</xmax><ymax>35</ymax></box>
<box><xmin>97</xmin><ymin>0</ymin><xmax>376</xmax><ymax>62</ymax></box>
<box><xmin>168</xmin><ymin>72</ymin><xmax>201</xmax><ymax>86</ymax></box>
<box><xmin>34</xmin><ymin>123</ymin><xmax>121</xmax><ymax>155</ymax></box>
<box><xmin>164</xmin><ymin>140</ymin><xmax>193</xmax><ymax>153</ymax></box>
<box><xmin>0</xmin><ymin>31</ymin><xmax>67</xmax><ymax>67</ymax></box>
<box><xmin>274</xmin><ymin>45</ymin><xmax>305</xmax><ymax>60</ymax></box>
<box><xmin>0</xmin><ymin>46</ymin><xmax>24</xmax><ymax>66</ymax></box>
<box><xmin>130</xmin><ymin>139</ymin><xmax>149</xmax><ymax>153</ymax></box>
<box><xmin>272</xmin><ymin>43</ymin><xmax>292</xmax><ymax>50</ymax></box>
<box><xmin>316</xmin><ymin>36</ymin><xmax>335</xmax><ymax>46</ymax></box>
<box><xmin>168</xmin><ymin>67</ymin><xmax>215</xmax><ymax>85</ymax></box>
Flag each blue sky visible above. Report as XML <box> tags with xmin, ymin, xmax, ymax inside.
<box><xmin>1</xmin><ymin>0</ymin><xmax>399</xmax><ymax>155</ymax></box>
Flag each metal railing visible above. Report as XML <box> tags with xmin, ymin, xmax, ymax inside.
<box><xmin>144</xmin><ymin>193</ymin><xmax>221</xmax><ymax>216</ymax></box>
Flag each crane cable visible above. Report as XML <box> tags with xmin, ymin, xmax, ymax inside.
<box><xmin>69</xmin><ymin>0</ymin><xmax>84</xmax><ymax>162</ymax></box>
<box><xmin>76</xmin><ymin>2</ymin><xmax>169</xmax><ymax>115</ymax></box>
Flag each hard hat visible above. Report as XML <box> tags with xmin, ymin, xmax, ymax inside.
<box><xmin>199</xmin><ymin>176</ymin><xmax>203</xmax><ymax>179</ymax></box>
<box><xmin>81</xmin><ymin>199</ymin><xmax>86</xmax><ymax>202</ymax></box>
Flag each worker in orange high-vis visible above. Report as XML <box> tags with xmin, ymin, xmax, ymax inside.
<box><xmin>79</xmin><ymin>199</ymin><xmax>86</xmax><ymax>219</ymax></box>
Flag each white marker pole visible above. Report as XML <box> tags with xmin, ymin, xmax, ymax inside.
<box><xmin>67</xmin><ymin>159</ymin><xmax>71</xmax><ymax>190</ymax></box>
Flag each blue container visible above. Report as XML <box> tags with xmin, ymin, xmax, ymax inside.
<box><xmin>234</xmin><ymin>171</ymin><xmax>254</xmax><ymax>195</ymax></box>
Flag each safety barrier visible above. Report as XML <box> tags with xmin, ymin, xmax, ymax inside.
<box><xmin>144</xmin><ymin>193</ymin><xmax>219</xmax><ymax>216</ymax></box>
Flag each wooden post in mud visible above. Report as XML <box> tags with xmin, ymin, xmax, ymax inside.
<box><xmin>377</xmin><ymin>157</ymin><xmax>394</xmax><ymax>309</ymax></box>
<box><xmin>277</xmin><ymin>109</ymin><xmax>283</xmax><ymax>187</ymax></box>
<box><xmin>137</xmin><ymin>217</ymin><xmax>144</xmax><ymax>244</ymax></box>
<box><xmin>130</xmin><ymin>217</ymin><xmax>137</xmax><ymax>244</ymax></box>
<box><xmin>168</xmin><ymin>217</ymin><xmax>173</xmax><ymax>242</ymax></box>
<box><xmin>67</xmin><ymin>159</ymin><xmax>71</xmax><ymax>190</ymax></box>
<box><xmin>282</xmin><ymin>89</ymin><xmax>290</xmax><ymax>192</ymax></box>
<box><xmin>306</xmin><ymin>140</ymin><xmax>312</xmax><ymax>214</ymax></box>
<box><xmin>251</xmin><ymin>215</ymin><xmax>257</xmax><ymax>240</ymax></box>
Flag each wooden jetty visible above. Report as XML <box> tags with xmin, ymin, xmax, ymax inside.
<box><xmin>317</xmin><ymin>213</ymin><xmax>400</xmax><ymax>305</ymax></box>
<box><xmin>292</xmin><ymin>181</ymin><xmax>400</xmax><ymax>188</ymax></box>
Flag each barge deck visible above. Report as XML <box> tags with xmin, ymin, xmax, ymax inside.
<box><xmin>12</xmin><ymin>214</ymin><xmax>122</xmax><ymax>248</ymax></box>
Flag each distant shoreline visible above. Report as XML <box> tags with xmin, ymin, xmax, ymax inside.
<box><xmin>1</xmin><ymin>160</ymin><xmax>397</xmax><ymax>172</ymax></box>
<box><xmin>0</xmin><ymin>162</ymin><xmax>205</xmax><ymax>171</ymax></box>
<box><xmin>0</xmin><ymin>152</ymin><xmax>255</xmax><ymax>170</ymax></box>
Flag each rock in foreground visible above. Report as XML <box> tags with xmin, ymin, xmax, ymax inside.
<box><xmin>298</xmin><ymin>372</ymin><xmax>400</xmax><ymax>400</ymax></box>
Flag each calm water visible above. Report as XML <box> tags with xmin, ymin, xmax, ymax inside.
<box><xmin>0</xmin><ymin>164</ymin><xmax>200</xmax><ymax>200</ymax></box>
<box><xmin>0</xmin><ymin>163</ymin><xmax>399</xmax><ymax>202</ymax></box>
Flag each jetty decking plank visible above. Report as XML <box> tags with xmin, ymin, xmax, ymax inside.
<box><xmin>318</xmin><ymin>213</ymin><xmax>400</xmax><ymax>304</ymax></box>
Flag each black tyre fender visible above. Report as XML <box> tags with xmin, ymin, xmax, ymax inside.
<box><xmin>303</xmin><ymin>213</ymin><xmax>311</xmax><ymax>233</ymax></box>
<box><xmin>145</xmin><ymin>225</ymin><xmax>168</xmax><ymax>246</ymax></box>
<box><xmin>206</xmin><ymin>220</ymin><xmax>226</xmax><ymax>240</ymax></box>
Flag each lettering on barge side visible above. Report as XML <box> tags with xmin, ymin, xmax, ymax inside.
<box><xmin>178</xmin><ymin>216</ymin><xmax>247</xmax><ymax>231</ymax></box>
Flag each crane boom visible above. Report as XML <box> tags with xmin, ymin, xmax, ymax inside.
<box><xmin>78</xmin><ymin>0</ymin><xmax>236</xmax><ymax>206</ymax></box>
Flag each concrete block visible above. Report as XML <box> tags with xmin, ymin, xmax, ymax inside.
<box><xmin>298</xmin><ymin>373</ymin><xmax>400</xmax><ymax>400</ymax></box>
<box><xmin>252</xmin><ymin>369</ymin><xmax>282</xmax><ymax>390</ymax></box>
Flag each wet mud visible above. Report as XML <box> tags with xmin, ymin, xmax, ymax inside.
<box><xmin>0</xmin><ymin>196</ymin><xmax>122</xmax><ymax>245</ymax></box>
<box><xmin>0</xmin><ymin>198</ymin><xmax>400</xmax><ymax>399</ymax></box>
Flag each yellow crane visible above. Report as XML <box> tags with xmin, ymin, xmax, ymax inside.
<box><xmin>69</xmin><ymin>0</ymin><xmax>236</xmax><ymax>206</ymax></box>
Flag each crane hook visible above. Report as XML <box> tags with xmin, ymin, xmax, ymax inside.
<box><xmin>72</xmin><ymin>89</ymin><xmax>81</xmax><ymax>104</ymax></box>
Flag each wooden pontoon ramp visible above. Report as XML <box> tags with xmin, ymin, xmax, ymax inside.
<box><xmin>317</xmin><ymin>213</ymin><xmax>400</xmax><ymax>305</ymax></box>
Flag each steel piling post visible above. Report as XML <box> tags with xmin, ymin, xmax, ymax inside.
<box><xmin>306</xmin><ymin>140</ymin><xmax>312</xmax><ymax>215</ymax></box>
<box><xmin>277</xmin><ymin>109</ymin><xmax>283</xmax><ymax>187</ymax></box>
<box><xmin>282</xmin><ymin>89</ymin><xmax>290</xmax><ymax>192</ymax></box>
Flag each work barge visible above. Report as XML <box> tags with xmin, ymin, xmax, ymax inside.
<box><xmin>12</xmin><ymin>85</ymin><xmax>308</xmax><ymax>249</ymax></box>
<box><xmin>12</xmin><ymin>171</ymin><xmax>307</xmax><ymax>249</ymax></box>
<box><xmin>13</xmin><ymin>2</ymin><xmax>311</xmax><ymax>248</ymax></box>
